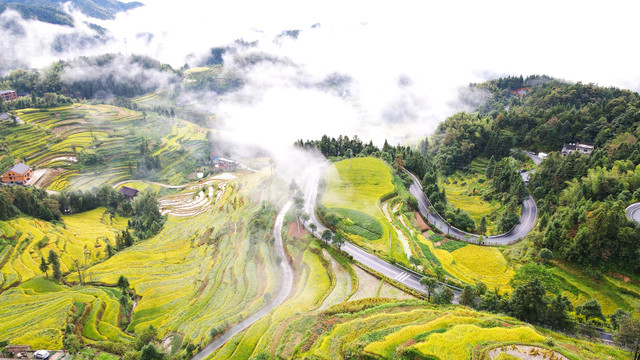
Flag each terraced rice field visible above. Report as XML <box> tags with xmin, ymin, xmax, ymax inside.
<box><xmin>69</xmin><ymin>170</ymin><xmax>288</xmax><ymax>346</ymax></box>
<box><xmin>4</xmin><ymin>104</ymin><xmax>209</xmax><ymax>191</ymax></box>
<box><xmin>0</xmin><ymin>208</ymin><xmax>128</xmax><ymax>289</ymax></box>
<box><xmin>551</xmin><ymin>261</ymin><xmax>640</xmax><ymax>315</ymax></box>
<box><xmin>236</xmin><ymin>299</ymin><xmax>627</xmax><ymax>359</ymax></box>
<box><xmin>0</xmin><ymin>277</ymin><xmax>128</xmax><ymax>349</ymax></box>
<box><xmin>206</xmin><ymin>216</ymin><xmax>417</xmax><ymax>360</ymax></box>
<box><xmin>158</xmin><ymin>173</ymin><xmax>234</xmax><ymax>217</ymax></box>
<box><xmin>133</xmin><ymin>90</ymin><xmax>168</xmax><ymax>107</ymax></box>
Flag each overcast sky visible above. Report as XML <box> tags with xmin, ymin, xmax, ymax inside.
<box><xmin>3</xmin><ymin>0</ymin><xmax>640</xmax><ymax>149</ymax></box>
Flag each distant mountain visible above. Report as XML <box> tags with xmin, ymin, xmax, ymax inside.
<box><xmin>0</xmin><ymin>3</ymin><xmax>73</xmax><ymax>26</ymax></box>
<box><xmin>0</xmin><ymin>0</ymin><xmax>143</xmax><ymax>25</ymax></box>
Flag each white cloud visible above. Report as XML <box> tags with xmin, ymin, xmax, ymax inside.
<box><xmin>3</xmin><ymin>0</ymin><xmax>640</xmax><ymax>148</ymax></box>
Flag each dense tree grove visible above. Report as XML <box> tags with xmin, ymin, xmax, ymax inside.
<box><xmin>129</xmin><ymin>191</ymin><xmax>166</xmax><ymax>240</ymax></box>
<box><xmin>476</xmin><ymin>76</ymin><xmax>640</xmax><ymax>152</ymax></box>
<box><xmin>136</xmin><ymin>139</ymin><xmax>162</xmax><ymax>178</ymax></box>
<box><xmin>431</xmin><ymin>112</ymin><xmax>492</xmax><ymax>174</ymax></box>
<box><xmin>54</xmin><ymin>184</ymin><xmax>132</xmax><ymax>215</ymax></box>
<box><xmin>0</xmin><ymin>3</ymin><xmax>73</xmax><ymax>26</ymax></box>
<box><xmin>295</xmin><ymin>134</ymin><xmax>432</xmax><ymax>181</ymax></box>
<box><xmin>0</xmin><ymin>186</ymin><xmax>61</xmax><ymax>221</ymax></box>
<box><xmin>0</xmin><ymin>183</ymin><xmax>164</xmax><ymax>241</ymax></box>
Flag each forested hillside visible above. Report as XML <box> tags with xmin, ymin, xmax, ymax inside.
<box><xmin>431</xmin><ymin>76</ymin><xmax>640</xmax><ymax>275</ymax></box>
<box><xmin>0</xmin><ymin>0</ymin><xmax>142</xmax><ymax>24</ymax></box>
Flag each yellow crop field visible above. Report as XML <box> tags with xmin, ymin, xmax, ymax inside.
<box><xmin>425</xmin><ymin>238</ymin><xmax>515</xmax><ymax>291</ymax></box>
<box><xmin>413</xmin><ymin>324</ymin><xmax>545</xmax><ymax>359</ymax></box>
<box><xmin>0</xmin><ymin>278</ymin><xmax>126</xmax><ymax>349</ymax></box>
<box><xmin>245</xmin><ymin>299</ymin><xmax>627</xmax><ymax>359</ymax></box>
<box><xmin>363</xmin><ymin>312</ymin><xmax>482</xmax><ymax>358</ymax></box>
<box><xmin>321</xmin><ymin>157</ymin><xmax>411</xmax><ymax>261</ymax></box>
<box><xmin>322</xmin><ymin>157</ymin><xmax>394</xmax><ymax>215</ymax></box>
<box><xmin>68</xmin><ymin>171</ymin><xmax>286</xmax><ymax>346</ymax></box>
<box><xmin>272</xmin><ymin>249</ymin><xmax>332</xmax><ymax>322</ymax></box>
<box><xmin>312</xmin><ymin>308</ymin><xmax>435</xmax><ymax>359</ymax></box>
<box><xmin>0</xmin><ymin>208</ymin><xmax>127</xmax><ymax>289</ymax></box>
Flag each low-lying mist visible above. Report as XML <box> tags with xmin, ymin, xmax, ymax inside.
<box><xmin>4</xmin><ymin>0</ymin><xmax>640</xmax><ymax>181</ymax></box>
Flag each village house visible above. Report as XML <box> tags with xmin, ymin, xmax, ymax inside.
<box><xmin>561</xmin><ymin>142</ymin><xmax>594</xmax><ymax>156</ymax></box>
<box><xmin>118</xmin><ymin>186</ymin><xmax>139</xmax><ymax>200</ymax></box>
<box><xmin>1</xmin><ymin>163</ymin><xmax>33</xmax><ymax>185</ymax></box>
<box><xmin>210</xmin><ymin>154</ymin><xmax>238</xmax><ymax>171</ymax></box>
<box><xmin>0</xmin><ymin>90</ymin><xmax>17</xmax><ymax>101</ymax></box>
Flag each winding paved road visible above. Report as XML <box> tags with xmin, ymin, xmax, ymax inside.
<box><xmin>407</xmin><ymin>171</ymin><xmax>538</xmax><ymax>245</ymax></box>
<box><xmin>298</xmin><ymin>161</ymin><xmax>615</xmax><ymax>343</ymax></box>
<box><xmin>626</xmin><ymin>203</ymin><xmax>640</xmax><ymax>223</ymax></box>
<box><xmin>192</xmin><ymin>158</ymin><xmax>610</xmax><ymax>356</ymax></box>
<box><xmin>191</xmin><ymin>200</ymin><xmax>294</xmax><ymax>360</ymax></box>
<box><xmin>298</xmin><ymin>163</ymin><xmax>462</xmax><ymax>301</ymax></box>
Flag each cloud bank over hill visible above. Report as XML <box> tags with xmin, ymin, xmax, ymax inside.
<box><xmin>3</xmin><ymin>0</ymin><xmax>640</xmax><ymax>151</ymax></box>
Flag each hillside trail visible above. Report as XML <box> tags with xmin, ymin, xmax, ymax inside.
<box><xmin>112</xmin><ymin>179</ymin><xmax>187</xmax><ymax>189</ymax></box>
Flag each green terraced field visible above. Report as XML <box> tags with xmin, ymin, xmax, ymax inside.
<box><xmin>551</xmin><ymin>261</ymin><xmax>640</xmax><ymax>315</ymax></box>
<box><xmin>4</xmin><ymin>103</ymin><xmax>209</xmax><ymax>190</ymax></box>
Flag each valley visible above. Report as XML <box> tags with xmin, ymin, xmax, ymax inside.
<box><xmin>0</xmin><ymin>12</ymin><xmax>639</xmax><ymax>359</ymax></box>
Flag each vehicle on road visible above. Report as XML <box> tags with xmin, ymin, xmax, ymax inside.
<box><xmin>34</xmin><ymin>350</ymin><xmax>50</xmax><ymax>359</ymax></box>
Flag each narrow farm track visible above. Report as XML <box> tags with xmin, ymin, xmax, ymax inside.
<box><xmin>191</xmin><ymin>200</ymin><xmax>294</xmax><ymax>360</ymax></box>
<box><xmin>112</xmin><ymin>180</ymin><xmax>188</xmax><ymax>189</ymax></box>
<box><xmin>625</xmin><ymin>203</ymin><xmax>640</xmax><ymax>223</ymax></box>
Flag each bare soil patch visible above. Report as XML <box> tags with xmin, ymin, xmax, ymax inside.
<box><xmin>414</xmin><ymin>211</ymin><xmax>430</xmax><ymax>231</ymax></box>
<box><xmin>287</xmin><ymin>222</ymin><xmax>308</xmax><ymax>239</ymax></box>
<box><xmin>32</xmin><ymin>168</ymin><xmax>66</xmax><ymax>188</ymax></box>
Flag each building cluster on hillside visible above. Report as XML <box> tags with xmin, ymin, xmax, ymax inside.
<box><xmin>1</xmin><ymin>162</ymin><xmax>33</xmax><ymax>185</ymax></box>
<box><xmin>209</xmin><ymin>154</ymin><xmax>238</xmax><ymax>171</ymax></box>
<box><xmin>0</xmin><ymin>89</ymin><xmax>17</xmax><ymax>101</ymax></box>
<box><xmin>511</xmin><ymin>87</ymin><xmax>531</xmax><ymax>97</ymax></box>
<box><xmin>561</xmin><ymin>142</ymin><xmax>594</xmax><ymax>156</ymax></box>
